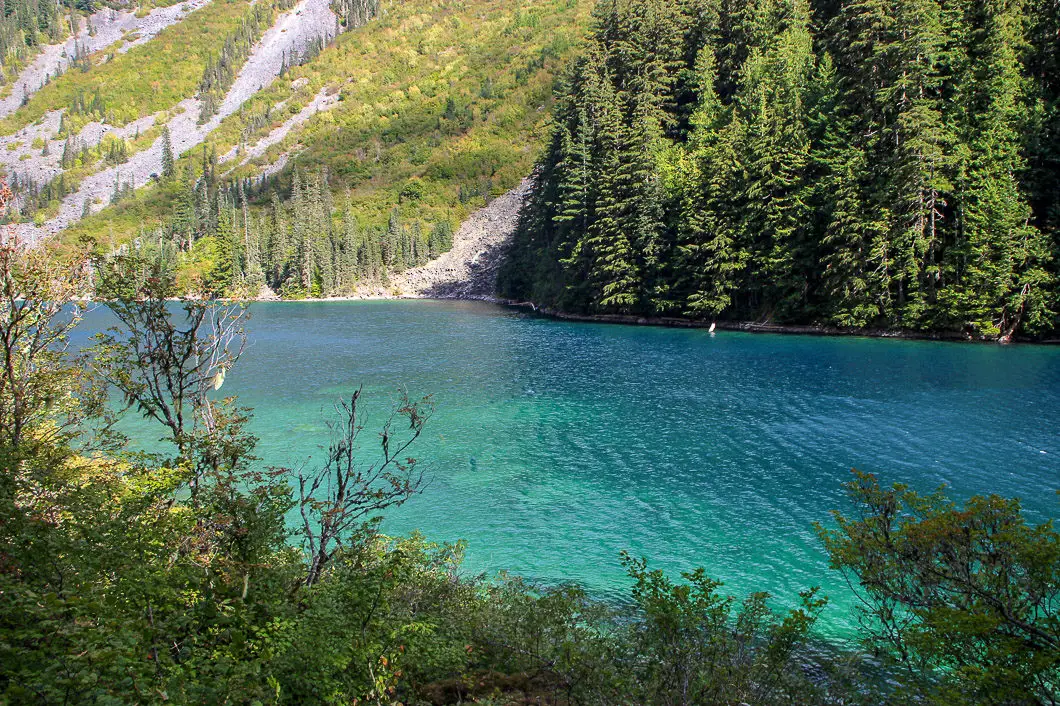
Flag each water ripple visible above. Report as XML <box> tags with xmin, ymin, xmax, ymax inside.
<box><xmin>75</xmin><ymin>300</ymin><xmax>1060</xmax><ymax>638</ymax></box>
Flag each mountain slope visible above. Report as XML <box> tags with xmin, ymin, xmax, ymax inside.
<box><xmin>0</xmin><ymin>0</ymin><xmax>213</xmax><ymax>121</ymax></box>
<box><xmin>52</xmin><ymin>0</ymin><xmax>590</xmax><ymax>299</ymax></box>
<box><xmin>0</xmin><ymin>0</ymin><xmax>373</xmax><ymax>240</ymax></box>
<box><xmin>12</xmin><ymin>0</ymin><xmax>341</xmax><ymax>239</ymax></box>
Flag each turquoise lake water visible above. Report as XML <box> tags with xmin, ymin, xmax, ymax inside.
<box><xmin>78</xmin><ymin>300</ymin><xmax>1060</xmax><ymax>637</ymax></box>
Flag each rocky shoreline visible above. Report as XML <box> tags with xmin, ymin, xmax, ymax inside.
<box><xmin>487</xmin><ymin>302</ymin><xmax>1043</xmax><ymax>343</ymax></box>
<box><xmin>228</xmin><ymin>291</ymin><xmax>1056</xmax><ymax>344</ymax></box>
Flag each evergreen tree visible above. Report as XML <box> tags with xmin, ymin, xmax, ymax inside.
<box><xmin>501</xmin><ymin>0</ymin><xmax>1059</xmax><ymax>338</ymax></box>
<box><xmin>384</xmin><ymin>208</ymin><xmax>402</xmax><ymax>273</ymax></box>
<box><xmin>161</xmin><ymin>126</ymin><xmax>175</xmax><ymax>180</ymax></box>
<box><xmin>207</xmin><ymin>199</ymin><xmax>237</xmax><ymax>295</ymax></box>
<box><xmin>942</xmin><ymin>0</ymin><xmax>1053</xmax><ymax>337</ymax></box>
<box><xmin>584</xmin><ymin>77</ymin><xmax>641</xmax><ymax>311</ymax></box>
<box><xmin>735</xmin><ymin>0</ymin><xmax>815</xmax><ymax>318</ymax></box>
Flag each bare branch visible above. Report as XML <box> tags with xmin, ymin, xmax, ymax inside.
<box><xmin>87</xmin><ymin>254</ymin><xmax>248</xmax><ymax>494</ymax></box>
<box><xmin>293</xmin><ymin>387</ymin><xmax>433</xmax><ymax>586</ymax></box>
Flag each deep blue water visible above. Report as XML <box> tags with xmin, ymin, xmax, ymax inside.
<box><xmin>77</xmin><ymin>300</ymin><xmax>1060</xmax><ymax>637</ymax></box>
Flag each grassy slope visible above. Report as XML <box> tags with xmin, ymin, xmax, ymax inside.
<box><xmin>62</xmin><ymin>0</ymin><xmax>591</xmax><ymax>261</ymax></box>
<box><xmin>0</xmin><ymin>0</ymin><xmax>257</xmax><ymax>135</ymax></box>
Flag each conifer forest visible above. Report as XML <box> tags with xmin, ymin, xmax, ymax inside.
<box><xmin>500</xmin><ymin>0</ymin><xmax>1060</xmax><ymax>338</ymax></box>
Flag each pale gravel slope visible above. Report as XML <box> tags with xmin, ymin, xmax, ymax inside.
<box><xmin>394</xmin><ymin>180</ymin><xmax>531</xmax><ymax>300</ymax></box>
<box><xmin>13</xmin><ymin>0</ymin><xmax>338</xmax><ymax>242</ymax></box>
<box><xmin>219</xmin><ymin>87</ymin><xmax>339</xmax><ymax>170</ymax></box>
<box><xmin>0</xmin><ymin>112</ymin><xmax>156</xmax><ymax>204</ymax></box>
<box><xmin>0</xmin><ymin>0</ymin><xmax>213</xmax><ymax>120</ymax></box>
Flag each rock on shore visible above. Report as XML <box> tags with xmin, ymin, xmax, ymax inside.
<box><xmin>395</xmin><ymin>179</ymin><xmax>530</xmax><ymax>300</ymax></box>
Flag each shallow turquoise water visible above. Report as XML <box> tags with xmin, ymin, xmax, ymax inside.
<box><xmin>79</xmin><ymin>300</ymin><xmax>1060</xmax><ymax>637</ymax></box>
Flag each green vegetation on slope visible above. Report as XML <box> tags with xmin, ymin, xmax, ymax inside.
<box><xmin>499</xmin><ymin>0</ymin><xmax>1060</xmax><ymax>339</ymax></box>
<box><xmin>0</xmin><ymin>0</ymin><xmax>264</xmax><ymax>134</ymax></box>
<box><xmin>62</xmin><ymin>0</ymin><xmax>590</xmax><ymax>296</ymax></box>
<box><xmin>0</xmin><ymin>0</ymin><xmax>78</xmax><ymax>75</ymax></box>
<box><xmin>195</xmin><ymin>0</ymin><xmax>300</xmax><ymax>122</ymax></box>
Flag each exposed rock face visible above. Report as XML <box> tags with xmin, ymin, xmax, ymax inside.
<box><xmin>395</xmin><ymin>179</ymin><xmax>530</xmax><ymax>300</ymax></box>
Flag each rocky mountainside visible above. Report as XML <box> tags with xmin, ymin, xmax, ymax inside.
<box><xmin>27</xmin><ymin>0</ymin><xmax>588</xmax><ymax>301</ymax></box>
<box><xmin>395</xmin><ymin>179</ymin><xmax>529</xmax><ymax>300</ymax></box>
<box><xmin>0</xmin><ymin>0</ymin><xmax>588</xmax><ymax>303</ymax></box>
<box><xmin>1</xmin><ymin>0</ymin><xmax>344</xmax><ymax>243</ymax></box>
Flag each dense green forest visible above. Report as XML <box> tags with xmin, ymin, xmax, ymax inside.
<box><xmin>499</xmin><ymin>0</ymin><xmax>1060</xmax><ymax>339</ymax></box>
<box><xmin>143</xmin><ymin>158</ymin><xmax>453</xmax><ymax>297</ymax></box>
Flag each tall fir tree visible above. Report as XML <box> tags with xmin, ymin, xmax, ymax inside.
<box><xmin>160</xmin><ymin>126</ymin><xmax>175</xmax><ymax>180</ymax></box>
